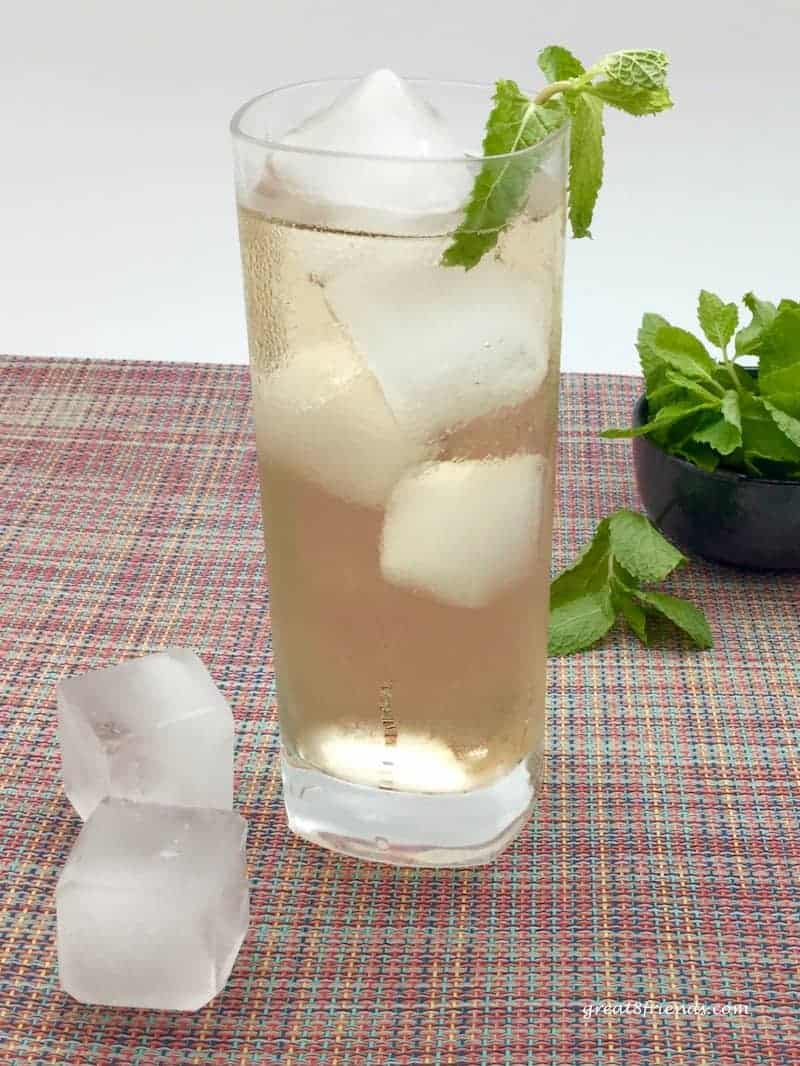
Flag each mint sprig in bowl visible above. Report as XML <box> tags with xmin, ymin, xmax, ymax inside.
<box><xmin>603</xmin><ymin>292</ymin><xmax>800</xmax><ymax>569</ymax></box>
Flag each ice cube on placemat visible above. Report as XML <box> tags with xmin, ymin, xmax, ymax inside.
<box><xmin>56</xmin><ymin>798</ymin><xmax>249</xmax><ymax>1011</ymax></box>
<box><xmin>57</xmin><ymin>649</ymin><xmax>234</xmax><ymax>820</ymax></box>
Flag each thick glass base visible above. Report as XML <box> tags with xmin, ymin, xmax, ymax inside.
<box><xmin>281</xmin><ymin>749</ymin><xmax>542</xmax><ymax>868</ymax></box>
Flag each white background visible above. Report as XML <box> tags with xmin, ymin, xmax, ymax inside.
<box><xmin>2</xmin><ymin>0</ymin><xmax>797</xmax><ymax>374</ymax></box>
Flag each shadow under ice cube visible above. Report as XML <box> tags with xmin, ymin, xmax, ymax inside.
<box><xmin>56</xmin><ymin>798</ymin><xmax>249</xmax><ymax>1011</ymax></box>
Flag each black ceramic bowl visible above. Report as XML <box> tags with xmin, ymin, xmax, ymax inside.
<box><xmin>632</xmin><ymin>396</ymin><xmax>800</xmax><ymax>570</ymax></box>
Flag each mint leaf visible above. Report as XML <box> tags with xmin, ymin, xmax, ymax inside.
<box><xmin>549</xmin><ymin>519</ymin><xmax>615</xmax><ymax>655</ymax></box>
<box><xmin>691</xmin><ymin>390</ymin><xmax>742</xmax><ymax>455</ymax></box>
<box><xmin>608</xmin><ymin>509</ymin><xmax>684</xmax><ymax>582</ymax></box>
<box><xmin>647</xmin><ymin>382</ymin><xmax>687</xmax><ymax>412</ymax></box>
<box><xmin>550</xmin><ymin>519</ymin><xmax>611</xmax><ymax>603</ymax></box>
<box><xmin>735</xmin><ymin>292</ymin><xmax>777</xmax><ymax>355</ymax></box>
<box><xmin>712</xmin><ymin>360</ymin><xmax>757</xmax><ymax>394</ymax></box>
<box><xmin>636</xmin><ymin>315</ymin><xmax>722</xmax><ymax>423</ymax></box>
<box><xmin>549</xmin><ymin>511</ymin><xmax>711</xmax><ymax>656</ymax></box>
<box><xmin>567</xmin><ymin>92</ymin><xmax>604</xmax><ymax>238</ymax></box>
<box><xmin>613</xmin><ymin>586</ymin><xmax>649</xmax><ymax>642</ymax></box>
<box><xmin>721</xmin><ymin>389</ymin><xmax>742</xmax><ymax>432</ymax></box>
<box><xmin>653</xmin><ymin>325</ymin><xmax>718</xmax><ymax>383</ymax></box>
<box><xmin>602</xmin><ymin>50</ymin><xmax>669</xmax><ymax>90</ymax></box>
<box><xmin>480</xmin><ymin>82</ymin><xmax>562</xmax><ymax>156</ymax></box>
<box><xmin>589</xmin><ymin>81</ymin><xmax>672</xmax><ymax>115</ymax></box>
<box><xmin>441</xmin><ymin>83</ymin><xmax>565</xmax><ymax>269</ymax></box>
<box><xmin>739</xmin><ymin>392</ymin><xmax>800</xmax><ymax>464</ymax></box>
<box><xmin>749</xmin><ymin>293</ymin><xmax>780</xmax><ymax>317</ymax></box>
<box><xmin>634</xmin><ymin>590</ymin><xmax>713</xmax><ymax>649</ymax></box>
<box><xmin>538</xmin><ymin>45</ymin><xmax>585</xmax><ymax>82</ymax></box>
<box><xmin>758</xmin><ymin>306</ymin><xmax>800</xmax><ymax>419</ymax></box>
<box><xmin>604</xmin><ymin>319</ymin><xmax>749</xmax><ymax>452</ymax></box>
<box><xmin>673</xmin><ymin>439</ymin><xmax>721</xmax><ymax>471</ymax></box>
<box><xmin>697</xmin><ymin>290</ymin><xmax>739</xmax><ymax>351</ymax></box>
<box><xmin>664</xmin><ymin>369</ymin><xmax>723</xmax><ymax>404</ymax></box>
<box><xmin>691</xmin><ymin>414</ymin><xmax>741</xmax><ymax>455</ymax></box>
<box><xmin>762</xmin><ymin>399</ymin><xmax>800</xmax><ymax>449</ymax></box>
<box><xmin>548</xmin><ymin>589</ymin><xmax>616</xmax><ymax>655</ymax></box>
<box><xmin>637</xmin><ymin>312</ymin><xmax>673</xmax><ymax>397</ymax></box>
<box><xmin>601</xmin><ymin>399</ymin><xmax>717</xmax><ymax>439</ymax></box>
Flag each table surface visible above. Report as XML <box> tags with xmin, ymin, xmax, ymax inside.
<box><xmin>1</xmin><ymin>356</ymin><xmax>798</xmax><ymax>1066</ymax></box>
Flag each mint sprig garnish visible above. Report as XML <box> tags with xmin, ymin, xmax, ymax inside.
<box><xmin>440</xmin><ymin>84</ymin><xmax>566</xmax><ymax>270</ymax></box>
<box><xmin>568</xmin><ymin>93</ymin><xmax>605</xmax><ymax>239</ymax></box>
<box><xmin>442</xmin><ymin>46</ymin><xmax>672</xmax><ymax>269</ymax></box>
<box><xmin>549</xmin><ymin>510</ymin><xmax>713</xmax><ymax>656</ymax></box>
<box><xmin>602</xmin><ymin>291</ymin><xmax>800</xmax><ymax>478</ymax></box>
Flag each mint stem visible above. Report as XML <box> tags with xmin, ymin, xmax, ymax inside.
<box><xmin>720</xmin><ymin>346</ymin><xmax>744</xmax><ymax>396</ymax></box>
<box><xmin>533</xmin><ymin>62</ymin><xmax>604</xmax><ymax>105</ymax></box>
<box><xmin>533</xmin><ymin>79</ymin><xmax>575</xmax><ymax>105</ymax></box>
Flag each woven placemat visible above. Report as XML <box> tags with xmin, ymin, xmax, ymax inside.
<box><xmin>1</xmin><ymin>356</ymin><xmax>797</xmax><ymax>1065</ymax></box>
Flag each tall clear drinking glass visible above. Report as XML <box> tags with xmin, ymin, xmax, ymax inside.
<box><xmin>231</xmin><ymin>79</ymin><xmax>568</xmax><ymax>867</ymax></box>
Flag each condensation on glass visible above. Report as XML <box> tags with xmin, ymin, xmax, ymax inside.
<box><xmin>232</xmin><ymin>76</ymin><xmax>568</xmax><ymax>866</ymax></box>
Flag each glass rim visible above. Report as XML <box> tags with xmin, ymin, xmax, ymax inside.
<box><xmin>229</xmin><ymin>76</ymin><xmax>568</xmax><ymax>164</ymax></box>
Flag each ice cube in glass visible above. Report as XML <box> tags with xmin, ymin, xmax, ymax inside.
<box><xmin>256</xmin><ymin>69</ymin><xmax>472</xmax><ymax>234</ymax></box>
<box><xmin>324</xmin><ymin>259</ymin><xmax>551</xmax><ymax>442</ymax></box>
<box><xmin>381</xmin><ymin>455</ymin><xmax>548</xmax><ymax>607</ymax></box>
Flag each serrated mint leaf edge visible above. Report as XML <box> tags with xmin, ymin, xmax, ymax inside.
<box><xmin>567</xmin><ymin>92</ymin><xmax>604</xmax><ymax>238</ymax></box>
<box><xmin>762</xmin><ymin>399</ymin><xmax>800</xmax><ymax>448</ymax></box>
<box><xmin>538</xmin><ymin>45</ymin><xmax>585</xmax><ymax>83</ymax></box>
<box><xmin>548</xmin><ymin>588</ymin><xmax>616</xmax><ymax>655</ymax></box>
<box><xmin>735</xmin><ymin>292</ymin><xmax>778</xmax><ymax>355</ymax></box>
<box><xmin>440</xmin><ymin>86</ymin><xmax>566</xmax><ymax>269</ymax></box>
<box><xmin>550</xmin><ymin>518</ymin><xmax>611</xmax><ymax>604</ymax></box>
<box><xmin>697</xmin><ymin>289</ymin><xmax>739</xmax><ymax>351</ymax></box>
<box><xmin>602</xmin><ymin>50</ymin><xmax>669</xmax><ymax>90</ymax></box>
<box><xmin>634</xmin><ymin>589</ymin><xmax>714</xmax><ymax>649</ymax></box>
<box><xmin>691</xmin><ymin>414</ymin><xmax>741</xmax><ymax>456</ymax></box>
<box><xmin>607</xmin><ymin>510</ymin><xmax>685</xmax><ymax>583</ymax></box>
<box><xmin>588</xmin><ymin>81</ymin><xmax>673</xmax><ymax>116</ymax></box>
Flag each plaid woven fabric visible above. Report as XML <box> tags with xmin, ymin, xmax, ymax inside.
<box><xmin>0</xmin><ymin>355</ymin><xmax>797</xmax><ymax>1066</ymax></box>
